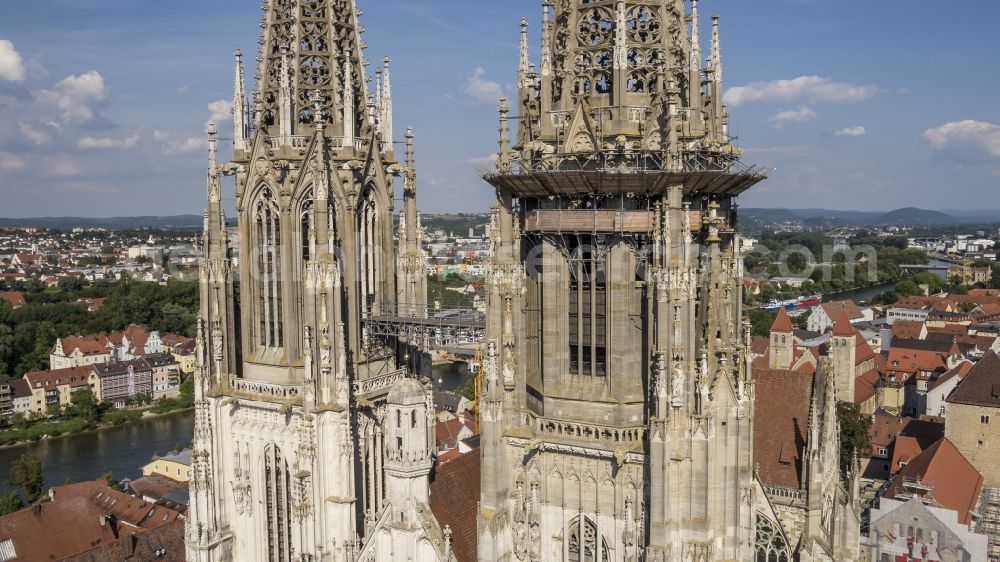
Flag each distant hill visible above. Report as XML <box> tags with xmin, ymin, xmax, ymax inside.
<box><xmin>868</xmin><ymin>207</ymin><xmax>959</xmax><ymax>226</ymax></box>
<box><xmin>742</xmin><ymin>207</ymin><xmax>1000</xmax><ymax>228</ymax></box>
<box><xmin>0</xmin><ymin>215</ymin><xmax>207</xmax><ymax>230</ymax></box>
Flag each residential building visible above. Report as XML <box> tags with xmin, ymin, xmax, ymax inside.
<box><xmin>888</xmin><ymin>307</ymin><xmax>931</xmax><ymax>325</ymax></box>
<box><xmin>49</xmin><ymin>335</ymin><xmax>113</xmax><ymax>369</ymax></box>
<box><xmin>145</xmin><ymin>352</ymin><xmax>181</xmax><ymax>398</ymax></box>
<box><xmin>90</xmin><ymin>359</ymin><xmax>153</xmax><ymax>406</ymax></box>
<box><xmin>946</xmin><ymin>351</ymin><xmax>1000</xmax><ymax>486</ymax></box>
<box><xmin>0</xmin><ymin>480</ymin><xmax>186</xmax><ymax>562</ymax></box>
<box><xmin>23</xmin><ymin>365</ymin><xmax>94</xmax><ymax>414</ymax></box>
<box><xmin>142</xmin><ymin>449</ymin><xmax>192</xmax><ymax>482</ymax></box>
<box><xmin>7</xmin><ymin>379</ymin><xmax>31</xmax><ymax>415</ymax></box>
<box><xmin>0</xmin><ymin>383</ymin><xmax>10</xmax><ymax>417</ymax></box>
<box><xmin>925</xmin><ymin>361</ymin><xmax>975</xmax><ymax>418</ymax></box>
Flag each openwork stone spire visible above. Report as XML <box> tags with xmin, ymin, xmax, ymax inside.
<box><xmin>255</xmin><ymin>0</ymin><xmax>374</xmax><ymax>144</ymax></box>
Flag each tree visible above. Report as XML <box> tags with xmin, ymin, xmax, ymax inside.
<box><xmin>0</xmin><ymin>491</ymin><xmax>23</xmax><ymax>516</ymax></box>
<box><xmin>894</xmin><ymin>280</ymin><xmax>921</xmax><ymax>298</ymax></box>
<box><xmin>100</xmin><ymin>471</ymin><xmax>118</xmax><ymax>489</ymax></box>
<box><xmin>837</xmin><ymin>402</ymin><xmax>871</xmax><ymax>478</ymax></box>
<box><xmin>10</xmin><ymin>453</ymin><xmax>44</xmax><ymax>503</ymax></box>
<box><xmin>749</xmin><ymin>309</ymin><xmax>778</xmax><ymax>338</ymax></box>
<box><xmin>71</xmin><ymin>388</ymin><xmax>99</xmax><ymax>423</ymax></box>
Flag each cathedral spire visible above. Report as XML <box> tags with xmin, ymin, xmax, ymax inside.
<box><xmin>518</xmin><ymin>17</ymin><xmax>530</xmax><ymax>88</ymax></box>
<box><xmin>233</xmin><ymin>50</ymin><xmax>249</xmax><ymax>153</ymax></box>
<box><xmin>278</xmin><ymin>47</ymin><xmax>293</xmax><ymax>144</ymax></box>
<box><xmin>540</xmin><ymin>3</ymin><xmax>552</xmax><ymax>77</ymax></box>
<box><xmin>381</xmin><ymin>56</ymin><xmax>394</xmax><ymax>154</ymax></box>
<box><xmin>710</xmin><ymin>14</ymin><xmax>724</xmax><ymax>87</ymax></box>
<box><xmin>689</xmin><ymin>0</ymin><xmax>703</xmax><ymax>116</ymax></box>
<box><xmin>403</xmin><ymin>127</ymin><xmax>418</xmax><ymax>253</ymax></box>
<box><xmin>343</xmin><ymin>55</ymin><xmax>355</xmax><ymax>147</ymax></box>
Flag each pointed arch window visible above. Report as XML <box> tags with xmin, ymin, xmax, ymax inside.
<box><xmin>755</xmin><ymin>515</ymin><xmax>790</xmax><ymax>562</ymax></box>
<box><xmin>568</xmin><ymin>516</ymin><xmax>609</xmax><ymax>562</ymax></box>
<box><xmin>264</xmin><ymin>444</ymin><xmax>292</xmax><ymax>562</ymax></box>
<box><xmin>255</xmin><ymin>188</ymin><xmax>283</xmax><ymax>347</ymax></box>
<box><xmin>358</xmin><ymin>190</ymin><xmax>380</xmax><ymax>313</ymax></box>
<box><xmin>300</xmin><ymin>198</ymin><xmax>314</xmax><ymax>262</ymax></box>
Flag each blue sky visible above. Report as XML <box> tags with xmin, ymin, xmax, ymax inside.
<box><xmin>0</xmin><ymin>0</ymin><xmax>998</xmax><ymax>217</ymax></box>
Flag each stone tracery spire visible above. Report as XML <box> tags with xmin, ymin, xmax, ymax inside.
<box><xmin>233</xmin><ymin>50</ymin><xmax>249</xmax><ymax>153</ymax></box>
<box><xmin>381</xmin><ymin>56</ymin><xmax>393</xmax><ymax>153</ymax></box>
<box><xmin>710</xmin><ymin>14</ymin><xmax>723</xmax><ymax>87</ymax></box>
<box><xmin>518</xmin><ymin>17</ymin><xmax>530</xmax><ymax>88</ymax></box>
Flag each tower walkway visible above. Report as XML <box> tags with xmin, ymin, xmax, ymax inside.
<box><xmin>363</xmin><ymin>303</ymin><xmax>486</xmax><ymax>348</ymax></box>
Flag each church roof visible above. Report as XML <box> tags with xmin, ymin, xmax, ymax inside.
<box><xmin>429</xmin><ymin>450</ymin><xmax>480</xmax><ymax>562</ymax></box>
<box><xmin>832</xmin><ymin>306</ymin><xmax>855</xmax><ymax>337</ymax></box>
<box><xmin>947</xmin><ymin>350</ymin><xmax>1000</xmax><ymax>408</ymax></box>
<box><xmin>752</xmin><ymin>368</ymin><xmax>814</xmax><ymax>489</ymax></box>
<box><xmin>771</xmin><ymin>307</ymin><xmax>793</xmax><ymax>334</ymax></box>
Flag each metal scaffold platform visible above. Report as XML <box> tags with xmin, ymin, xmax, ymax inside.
<box><xmin>979</xmin><ymin>486</ymin><xmax>1000</xmax><ymax>562</ymax></box>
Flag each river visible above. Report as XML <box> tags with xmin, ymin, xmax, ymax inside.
<box><xmin>0</xmin><ymin>363</ymin><xmax>473</xmax><ymax>494</ymax></box>
<box><xmin>817</xmin><ymin>259</ymin><xmax>954</xmax><ymax>306</ymax></box>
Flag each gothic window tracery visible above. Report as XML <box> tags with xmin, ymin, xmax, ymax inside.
<box><xmin>255</xmin><ymin>188</ymin><xmax>283</xmax><ymax>347</ymax></box>
<box><xmin>264</xmin><ymin>444</ymin><xmax>293</xmax><ymax>562</ymax></box>
<box><xmin>568</xmin><ymin>235</ymin><xmax>607</xmax><ymax>377</ymax></box>
<box><xmin>754</xmin><ymin>515</ymin><xmax>791</xmax><ymax>562</ymax></box>
<box><xmin>358</xmin><ymin>190</ymin><xmax>381</xmax><ymax>313</ymax></box>
<box><xmin>568</xmin><ymin>516</ymin><xmax>609</xmax><ymax>562</ymax></box>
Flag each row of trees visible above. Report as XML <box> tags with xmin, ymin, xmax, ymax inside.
<box><xmin>0</xmin><ymin>278</ymin><xmax>198</xmax><ymax>377</ymax></box>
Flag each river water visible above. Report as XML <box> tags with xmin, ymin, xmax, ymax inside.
<box><xmin>0</xmin><ymin>363</ymin><xmax>472</xmax><ymax>494</ymax></box>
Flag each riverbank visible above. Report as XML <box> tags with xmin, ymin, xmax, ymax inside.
<box><xmin>0</xmin><ymin>406</ymin><xmax>194</xmax><ymax>449</ymax></box>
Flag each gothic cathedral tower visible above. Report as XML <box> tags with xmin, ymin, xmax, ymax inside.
<box><xmin>479</xmin><ymin>1</ymin><xmax>766</xmax><ymax>561</ymax></box>
<box><xmin>186</xmin><ymin>1</ymin><xmax>436</xmax><ymax>561</ymax></box>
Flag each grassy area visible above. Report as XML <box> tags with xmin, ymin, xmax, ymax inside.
<box><xmin>0</xmin><ymin>418</ymin><xmax>92</xmax><ymax>446</ymax></box>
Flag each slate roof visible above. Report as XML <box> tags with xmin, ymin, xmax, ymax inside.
<box><xmin>947</xmin><ymin>350</ymin><xmax>1000</xmax><ymax>408</ymax></box>
<box><xmin>429</xmin><ymin>449</ymin><xmax>481</xmax><ymax>562</ymax></box>
<box><xmin>752</xmin><ymin>367</ymin><xmax>814</xmax><ymax>489</ymax></box>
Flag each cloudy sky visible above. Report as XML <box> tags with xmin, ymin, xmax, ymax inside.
<box><xmin>0</xmin><ymin>0</ymin><xmax>998</xmax><ymax>217</ymax></box>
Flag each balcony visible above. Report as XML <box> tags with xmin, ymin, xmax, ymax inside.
<box><xmin>523</xmin><ymin>210</ymin><xmax>654</xmax><ymax>234</ymax></box>
<box><xmin>229</xmin><ymin>377</ymin><xmax>301</xmax><ymax>401</ymax></box>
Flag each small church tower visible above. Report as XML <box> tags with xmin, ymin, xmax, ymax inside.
<box><xmin>830</xmin><ymin>306</ymin><xmax>857</xmax><ymax>400</ymax></box>
<box><xmin>770</xmin><ymin>307</ymin><xmax>795</xmax><ymax>370</ymax></box>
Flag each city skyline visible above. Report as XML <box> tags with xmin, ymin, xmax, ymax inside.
<box><xmin>0</xmin><ymin>0</ymin><xmax>998</xmax><ymax>217</ymax></box>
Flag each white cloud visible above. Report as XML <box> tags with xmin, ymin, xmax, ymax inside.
<box><xmin>0</xmin><ymin>151</ymin><xmax>26</xmax><ymax>172</ymax></box>
<box><xmin>768</xmin><ymin>106</ymin><xmax>817</xmax><ymax>127</ymax></box>
<box><xmin>834</xmin><ymin>126</ymin><xmax>867</xmax><ymax>138</ymax></box>
<box><xmin>207</xmin><ymin>99</ymin><xmax>233</xmax><ymax>126</ymax></box>
<box><xmin>18</xmin><ymin>122</ymin><xmax>49</xmax><ymax>145</ymax></box>
<box><xmin>177</xmin><ymin>85</ymin><xmax>191</xmax><ymax>95</ymax></box>
<box><xmin>35</xmin><ymin>71</ymin><xmax>110</xmax><ymax>124</ymax></box>
<box><xmin>78</xmin><ymin>134</ymin><xmax>139</xmax><ymax>150</ymax></box>
<box><xmin>923</xmin><ymin>120</ymin><xmax>1000</xmax><ymax>158</ymax></box>
<box><xmin>725</xmin><ymin>76</ymin><xmax>880</xmax><ymax>107</ymax></box>
<box><xmin>463</xmin><ymin>68</ymin><xmax>504</xmax><ymax>105</ymax></box>
<box><xmin>0</xmin><ymin>40</ymin><xmax>26</xmax><ymax>81</ymax></box>
<box><xmin>166</xmin><ymin>137</ymin><xmax>205</xmax><ymax>154</ymax></box>
<box><xmin>43</xmin><ymin>155</ymin><xmax>81</xmax><ymax>177</ymax></box>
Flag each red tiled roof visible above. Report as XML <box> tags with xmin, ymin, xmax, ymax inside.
<box><xmin>771</xmin><ymin>307</ymin><xmax>793</xmax><ymax>334</ymax></box>
<box><xmin>832</xmin><ymin>306</ymin><xmax>856</xmax><ymax>337</ymax></box>
<box><xmin>822</xmin><ymin>300</ymin><xmax>864</xmax><ymax>322</ymax></box>
<box><xmin>24</xmin><ymin>365</ymin><xmax>93</xmax><ymax>389</ymax></box>
<box><xmin>752</xmin><ymin>367</ymin><xmax>814</xmax><ymax>489</ymax></box>
<box><xmin>855</xmin><ymin>333</ymin><xmax>877</xmax><ymax>365</ymax></box>
<box><xmin>889</xmin><ymin>435</ymin><xmax>925</xmax><ymax>475</ymax></box>
<box><xmin>928</xmin><ymin>361</ymin><xmax>974</xmax><ymax>392</ymax></box>
<box><xmin>55</xmin><ymin>335</ymin><xmax>112</xmax><ymax>357</ymax></box>
<box><xmin>751</xmin><ymin>336</ymin><xmax>769</xmax><ymax>356</ymax></box>
<box><xmin>0</xmin><ymin>480</ymin><xmax>184</xmax><ymax>562</ymax></box>
<box><xmin>886</xmin><ymin>347</ymin><xmax>947</xmax><ymax>377</ymax></box>
<box><xmin>947</xmin><ymin>350</ymin><xmax>1000</xmax><ymax>408</ymax></box>
<box><xmin>884</xmin><ymin>438</ymin><xmax>984</xmax><ymax>525</ymax></box>
<box><xmin>854</xmin><ymin>368</ymin><xmax>881</xmax><ymax>404</ymax></box>
<box><xmin>429</xmin><ymin>449</ymin><xmax>480</xmax><ymax>562</ymax></box>
<box><xmin>0</xmin><ymin>291</ymin><xmax>25</xmax><ymax>307</ymax></box>
<box><xmin>891</xmin><ymin>320</ymin><xmax>925</xmax><ymax>340</ymax></box>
